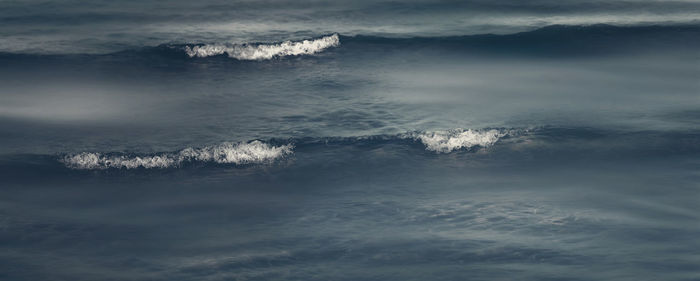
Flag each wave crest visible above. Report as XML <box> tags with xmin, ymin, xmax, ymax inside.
<box><xmin>409</xmin><ymin>129</ymin><xmax>507</xmax><ymax>153</ymax></box>
<box><xmin>183</xmin><ymin>34</ymin><xmax>340</xmax><ymax>60</ymax></box>
<box><xmin>62</xmin><ymin>141</ymin><xmax>293</xmax><ymax>170</ymax></box>
<box><xmin>60</xmin><ymin>128</ymin><xmax>527</xmax><ymax>169</ymax></box>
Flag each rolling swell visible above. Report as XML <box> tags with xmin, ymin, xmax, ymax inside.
<box><xmin>162</xmin><ymin>24</ymin><xmax>700</xmax><ymax>59</ymax></box>
<box><xmin>60</xmin><ymin>129</ymin><xmax>523</xmax><ymax>170</ymax></box>
<box><xmin>52</xmin><ymin>126</ymin><xmax>700</xmax><ymax>170</ymax></box>
<box><xmin>0</xmin><ymin>126</ymin><xmax>695</xmax><ymax>171</ymax></box>
<box><xmin>1</xmin><ymin>24</ymin><xmax>698</xmax><ymax>59</ymax></box>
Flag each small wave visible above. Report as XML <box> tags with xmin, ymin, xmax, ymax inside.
<box><xmin>62</xmin><ymin>141</ymin><xmax>293</xmax><ymax>170</ymax></box>
<box><xmin>183</xmin><ymin>34</ymin><xmax>340</xmax><ymax>60</ymax></box>
<box><xmin>407</xmin><ymin>129</ymin><xmax>508</xmax><ymax>153</ymax></box>
<box><xmin>59</xmin><ymin>129</ymin><xmax>526</xmax><ymax>169</ymax></box>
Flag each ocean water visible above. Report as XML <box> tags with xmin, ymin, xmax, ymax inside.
<box><xmin>1</xmin><ymin>18</ymin><xmax>700</xmax><ymax>281</ymax></box>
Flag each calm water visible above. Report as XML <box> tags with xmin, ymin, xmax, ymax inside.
<box><xmin>1</xmin><ymin>23</ymin><xmax>699</xmax><ymax>280</ymax></box>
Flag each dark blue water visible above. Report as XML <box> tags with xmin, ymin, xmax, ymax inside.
<box><xmin>1</xmin><ymin>25</ymin><xmax>699</xmax><ymax>280</ymax></box>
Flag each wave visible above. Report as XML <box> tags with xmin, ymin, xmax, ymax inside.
<box><xmin>182</xmin><ymin>34</ymin><xmax>340</xmax><ymax>60</ymax></box>
<box><xmin>1</xmin><ymin>24</ymin><xmax>697</xmax><ymax>58</ymax></box>
<box><xmin>59</xmin><ymin>129</ymin><xmax>520</xmax><ymax>170</ymax></box>
<box><xmin>62</xmin><ymin>141</ymin><xmax>293</xmax><ymax>170</ymax></box>
<box><xmin>405</xmin><ymin>129</ymin><xmax>508</xmax><ymax>153</ymax></box>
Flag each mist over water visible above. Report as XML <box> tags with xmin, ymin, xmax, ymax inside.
<box><xmin>1</xmin><ymin>1</ymin><xmax>700</xmax><ymax>280</ymax></box>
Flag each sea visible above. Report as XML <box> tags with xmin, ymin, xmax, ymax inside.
<box><xmin>0</xmin><ymin>6</ymin><xmax>699</xmax><ymax>280</ymax></box>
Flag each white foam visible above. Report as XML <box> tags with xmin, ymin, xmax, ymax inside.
<box><xmin>410</xmin><ymin>129</ymin><xmax>505</xmax><ymax>153</ymax></box>
<box><xmin>184</xmin><ymin>34</ymin><xmax>340</xmax><ymax>60</ymax></box>
<box><xmin>62</xmin><ymin>141</ymin><xmax>293</xmax><ymax>169</ymax></box>
<box><xmin>177</xmin><ymin>141</ymin><xmax>293</xmax><ymax>164</ymax></box>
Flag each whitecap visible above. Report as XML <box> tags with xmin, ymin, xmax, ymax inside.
<box><xmin>62</xmin><ymin>141</ymin><xmax>293</xmax><ymax>170</ymax></box>
<box><xmin>183</xmin><ymin>34</ymin><xmax>340</xmax><ymax>60</ymax></box>
<box><xmin>409</xmin><ymin>129</ymin><xmax>506</xmax><ymax>153</ymax></box>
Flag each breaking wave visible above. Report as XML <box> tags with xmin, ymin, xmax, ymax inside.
<box><xmin>59</xmin><ymin>129</ymin><xmax>523</xmax><ymax>170</ymax></box>
<box><xmin>405</xmin><ymin>129</ymin><xmax>510</xmax><ymax>153</ymax></box>
<box><xmin>62</xmin><ymin>141</ymin><xmax>293</xmax><ymax>170</ymax></box>
<box><xmin>183</xmin><ymin>34</ymin><xmax>340</xmax><ymax>60</ymax></box>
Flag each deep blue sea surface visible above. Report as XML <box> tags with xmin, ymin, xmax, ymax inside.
<box><xmin>1</xmin><ymin>22</ymin><xmax>699</xmax><ymax>280</ymax></box>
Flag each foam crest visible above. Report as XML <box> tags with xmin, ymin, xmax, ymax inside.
<box><xmin>184</xmin><ymin>34</ymin><xmax>340</xmax><ymax>60</ymax></box>
<box><xmin>62</xmin><ymin>141</ymin><xmax>293</xmax><ymax>170</ymax></box>
<box><xmin>411</xmin><ymin>129</ymin><xmax>506</xmax><ymax>153</ymax></box>
<box><xmin>178</xmin><ymin>141</ymin><xmax>293</xmax><ymax>164</ymax></box>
